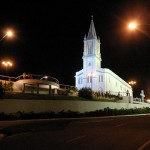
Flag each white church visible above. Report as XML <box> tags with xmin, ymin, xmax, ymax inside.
<box><xmin>75</xmin><ymin>18</ymin><xmax>133</xmax><ymax>97</ymax></box>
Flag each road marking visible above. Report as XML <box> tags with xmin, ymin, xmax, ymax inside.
<box><xmin>138</xmin><ymin>139</ymin><xmax>150</xmax><ymax>150</ymax></box>
<box><xmin>115</xmin><ymin>123</ymin><xmax>126</xmax><ymax>127</ymax></box>
<box><xmin>66</xmin><ymin>135</ymin><xmax>86</xmax><ymax>143</ymax></box>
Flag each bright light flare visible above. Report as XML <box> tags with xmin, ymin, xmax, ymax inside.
<box><xmin>40</xmin><ymin>76</ymin><xmax>48</xmax><ymax>80</ymax></box>
<box><xmin>129</xmin><ymin>81</ymin><xmax>136</xmax><ymax>85</ymax></box>
<box><xmin>2</xmin><ymin>61</ymin><xmax>13</xmax><ymax>67</ymax></box>
<box><xmin>0</xmin><ymin>29</ymin><xmax>14</xmax><ymax>41</ymax></box>
<box><xmin>128</xmin><ymin>22</ymin><xmax>137</xmax><ymax>30</ymax></box>
<box><xmin>147</xmin><ymin>99</ymin><xmax>150</xmax><ymax>103</ymax></box>
<box><xmin>7</xmin><ymin>31</ymin><xmax>13</xmax><ymax>37</ymax></box>
<box><xmin>44</xmin><ymin>76</ymin><xmax>48</xmax><ymax>79</ymax></box>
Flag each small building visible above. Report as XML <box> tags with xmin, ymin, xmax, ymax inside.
<box><xmin>75</xmin><ymin>17</ymin><xmax>132</xmax><ymax>97</ymax></box>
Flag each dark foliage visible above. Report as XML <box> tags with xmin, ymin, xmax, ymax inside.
<box><xmin>0</xmin><ymin>82</ymin><xmax>4</xmax><ymax>99</ymax></box>
<box><xmin>1</xmin><ymin>107</ymin><xmax>150</xmax><ymax>121</ymax></box>
<box><xmin>78</xmin><ymin>87</ymin><xmax>93</xmax><ymax>99</ymax></box>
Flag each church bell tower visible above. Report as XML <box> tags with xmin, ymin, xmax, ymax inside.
<box><xmin>75</xmin><ymin>16</ymin><xmax>133</xmax><ymax>96</ymax></box>
<box><xmin>82</xmin><ymin>17</ymin><xmax>102</xmax><ymax>90</ymax></box>
<box><xmin>83</xmin><ymin>17</ymin><xmax>101</xmax><ymax>70</ymax></box>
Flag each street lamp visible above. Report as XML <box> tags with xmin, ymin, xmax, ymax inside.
<box><xmin>0</xmin><ymin>30</ymin><xmax>13</xmax><ymax>41</ymax></box>
<box><xmin>128</xmin><ymin>80</ymin><xmax>136</xmax><ymax>98</ymax></box>
<box><xmin>128</xmin><ymin>22</ymin><xmax>150</xmax><ymax>32</ymax></box>
<box><xmin>128</xmin><ymin>22</ymin><xmax>137</xmax><ymax>30</ymax></box>
<box><xmin>40</xmin><ymin>76</ymin><xmax>48</xmax><ymax>80</ymax></box>
<box><xmin>2</xmin><ymin>61</ymin><xmax>13</xmax><ymax>74</ymax></box>
<box><xmin>128</xmin><ymin>81</ymin><xmax>136</xmax><ymax>85</ymax></box>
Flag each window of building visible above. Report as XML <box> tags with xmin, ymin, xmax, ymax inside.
<box><xmin>78</xmin><ymin>78</ymin><xmax>80</xmax><ymax>84</ymax></box>
<box><xmin>87</xmin><ymin>76</ymin><xmax>92</xmax><ymax>83</ymax></box>
<box><xmin>99</xmin><ymin>75</ymin><xmax>103</xmax><ymax>82</ymax></box>
<box><xmin>81</xmin><ymin>78</ymin><xmax>82</xmax><ymax>84</ymax></box>
<box><xmin>87</xmin><ymin>76</ymin><xmax>89</xmax><ymax>83</ymax></box>
<box><xmin>90</xmin><ymin>76</ymin><xmax>92</xmax><ymax>83</ymax></box>
<box><xmin>78</xmin><ymin>77</ymin><xmax>83</xmax><ymax>84</ymax></box>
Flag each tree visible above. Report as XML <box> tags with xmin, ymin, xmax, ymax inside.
<box><xmin>78</xmin><ymin>87</ymin><xmax>93</xmax><ymax>99</ymax></box>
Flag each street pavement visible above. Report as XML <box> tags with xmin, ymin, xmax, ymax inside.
<box><xmin>0</xmin><ymin>115</ymin><xmax>150</xmax><ymax>150</ymax></box>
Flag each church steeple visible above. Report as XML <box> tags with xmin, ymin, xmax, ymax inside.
<box><xmin>83</xmin><ymin>16</ymin><xmax>101</xmax><ymax>69</ymax></box>
<box><xmin>87</xmin><ymin>16</ymin><xmax>97</xmax><ymax>40</ymax></box>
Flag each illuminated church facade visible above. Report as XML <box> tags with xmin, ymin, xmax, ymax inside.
<box><xmin>75</xmin><ymin>18</ymin><xmax>132</xmax><ymax>96</ymax></box>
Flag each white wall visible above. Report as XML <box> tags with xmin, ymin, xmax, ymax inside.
<box><xmin>75</xmin><ymin>68</ymin><xmax>132</xmax><ymax>97</ymax></box>
<box><xmin>103</xmin><ymin>69</ymin><xmax>132</xmax><ymax>96</ymax></box>
<box><xmin>0</xmin><ymin>99</ymin><xmax>149</xmax><ymax>114</ymax></box>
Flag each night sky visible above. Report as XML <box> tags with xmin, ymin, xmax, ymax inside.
<box><xmin>0</xmin><ymin>1</ymin><xmax>150</xmax><ymax>98</ymax></box>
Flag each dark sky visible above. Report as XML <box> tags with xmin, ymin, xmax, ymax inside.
<box><xmin>0</xmin><ymin>1</ymin><xmax>150</xmax><ymax>98</ymax></box>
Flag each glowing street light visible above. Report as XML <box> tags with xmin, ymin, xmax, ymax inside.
<box><xmin>128</xmin><ymin>22</ymin><xmax>137</xmax><ymax>30</ymax></box>
<box><xmin>128</xmin><ymin>81</ymin><xmax>136</xmax><ymax>85</ymax></box>
<box><xmin>2</xmin><ymin>61</ymin><xmax>13</xmax><ymax>67</ymax></box>
<box><xmin>128</xmin><ymin>22</ymin><xmax>150</xmax><ymax>31</ymax></box>
<box><xmin>128</xmin><ymin>81</ymin><xmax>136</xmax><ymax>98</ymax></box>
<box><xmin>2</xmin><ymin>61</ymin><xmax>13</xmax><ymax>74</ymax></box>
<box><xmin>0</xmin><ymin>30</ymin><xmax>13</xmax><ymax>41</ymax></box>
<box><xmin>40</xmin><ymin>76</ymin><xmax>48</xmax><ymax>80</ymax></box>
<box><xmin>7</xmin><ymin>31</ymin><xmax>13</xmax><ymax>37</ymax></box>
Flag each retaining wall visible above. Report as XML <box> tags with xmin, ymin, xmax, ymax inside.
<box><xmin>0</xmin><ymin>99</ymin><xmax>150</xmax><ymax>114</ymax></box>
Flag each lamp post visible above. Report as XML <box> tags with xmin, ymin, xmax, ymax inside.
<box><xmin>1</xmin><ymin>61</ymin><xmax>13</xmax><ymax>91</ymax></box>
<box><xmin>127</xmin><ymin>21</ymin><xmax>150</xmax><ymax>100</ymax></box>
<box><xmin>0</xmin><ymin>29</ymin><xmax>14</xmax><ymax>74</ymax></box>
<box><xmin>2</xmin><ymin>61</ymin><xmax>13</xmax><ymax>75</ymax></box>
<box><xmin>128</xmin><ymin>80</ymin><xmax>136</xmax><ymax>97</ymax></box>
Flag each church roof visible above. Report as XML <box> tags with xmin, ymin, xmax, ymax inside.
<box><xmin>87</xmin><ymin>17</ymin><xmax>97</xmax><ymax>40</ymax></box>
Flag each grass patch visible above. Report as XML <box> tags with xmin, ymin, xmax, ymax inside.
<box><xmin>3</xmin><ymin>93</ymin><xmax>88</xmax><ymax>101</ymax></box>
<box><xmin>3</xmin><ymin>93</ymin><xmax>122</xmax><ymax>102</ymax></box>
<box><xmin>92</xmin><ymin>98</ymin><xmax>121</xmax><ymax>102</ymax></box>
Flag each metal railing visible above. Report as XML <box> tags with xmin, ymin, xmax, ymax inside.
<box><xmin>0</xmin><ymin>75</ymin><xmax>16</xmax><ymax>81</ymax></box>
<box><xmin>59</xmin><ymin>84</ymin><xmax>76</xmax><ymax>89</ymax></box>
<box><xmin>0</xmin><ymin>74</ymin><xmax>59</xmax><ymax>84</ymax></box>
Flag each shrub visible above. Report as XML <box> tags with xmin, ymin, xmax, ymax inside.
<box><xmin>7</xmin><ymin>81</ymin><xmax>14</xmax><ymax>91</ymax></box>
<box><xmin>78</xmin><ymin>87</ymin><xmax>93</xmax><ymax>99</ymax></box>
<box><xmin>0</xmin><ymin>82</ymin><xmax>4</xmax><ymax>99</ymax></box>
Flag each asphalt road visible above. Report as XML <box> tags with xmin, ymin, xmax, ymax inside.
<box><xmin>0</xmin><ymin>115</ymin><xmax>150</xmax><ymax>150</ymax></box>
